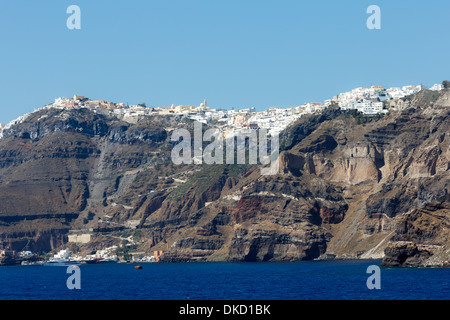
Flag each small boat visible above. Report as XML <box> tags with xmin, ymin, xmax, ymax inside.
<box><xmin>135</xmin><ymin>265</ymin><xmax>143</xmax><ymax>269</ymax></box>
<box><xmin>21</xmin><ymin>261</ymin><xmax>44</xmax><ymax>266</ymax></box>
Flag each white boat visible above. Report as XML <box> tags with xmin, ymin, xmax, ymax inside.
<box><xmin>43</xmin><ymin>259</ymin><xmax>81</xmax><ymax>266</ymax></box>
<box><xmin>21</xmin><ymin>261</ymin><xmax>44</xmax><ymax>266</ymax></box>
<box><xmin>99</xmin><ymin>256</ymin><xmax>118</xmax><ymax>263</ymax></box>
<box><xmin>43</xmin><ymin>249</ymin><xmax>80</xmax><ymax>267</ymax></box>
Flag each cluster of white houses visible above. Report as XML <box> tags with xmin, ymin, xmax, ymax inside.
<box><xmin>0</xmin><ymin>83</ymin><xmax>445</xmax><ymax>138</ymax></box>
<box><xmin>334</xmin><ymin>84</ymin><xmax>443</xmax><ymax>115</ymax></box>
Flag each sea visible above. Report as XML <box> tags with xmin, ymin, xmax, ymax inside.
<box><xmin>0</xmin><ymin>260</ymin><xmax>449</xmax><ymax>300</ymax></box>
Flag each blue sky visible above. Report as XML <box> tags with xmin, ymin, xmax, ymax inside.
<box><xmin>1</xmin><ymin>0</ymin><xmax>449</xmax><ymax>123</ymax></box>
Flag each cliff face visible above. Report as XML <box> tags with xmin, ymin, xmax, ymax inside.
<box><xmin>0</xmin><ymin>108</ymin><xmax>183</xmax><ymax>252</ymax></box>
<box><xmin>155</xmin><ymin>90</ymin><xmax>449</xmax><ymax>265</ymax></box>
<box><xmin>380</xmin><ymin>199</ymin><xmax>450</xmax><ymax>267</ymax></box>
<box><xmin>0</xmin><ymin>90</ymin><xmax>449</xmax><ymax>266</ymax></box>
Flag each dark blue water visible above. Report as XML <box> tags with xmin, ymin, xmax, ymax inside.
<box><xmin>0</xmin><ymin>260</ymin><xmax>449</xmax><ymax>300</ymax></box>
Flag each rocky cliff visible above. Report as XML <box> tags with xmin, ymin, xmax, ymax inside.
<box><xmin>0</xmin><ymin>89</ymin><xmax>448</xmax><ymax>266</ymax></box>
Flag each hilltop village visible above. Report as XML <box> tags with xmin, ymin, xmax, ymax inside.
<box><xmin>0</xmin><ymin>83</ymin><xmax>444</xmax><ymax>139</ymax></box>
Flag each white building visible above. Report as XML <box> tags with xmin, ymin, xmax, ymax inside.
<box><xmin>339</xmin><ymin>99</ymin><xmax>384</xmax><ymax>115</ymax></box>
<box><xmin>68</xmin><ymin>233</ymin><xmax>92</xmax><ymax>244</ymax></box>
<box><xmin>430</xmin><ymin>83</ymin><xmax>444</xmax><ymax>91</ymax></box>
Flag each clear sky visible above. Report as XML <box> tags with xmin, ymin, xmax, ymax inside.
<box><xmin>1</xmin><ymin>0</ymin><xmax>449</xmax><ymax>123</ymax></box>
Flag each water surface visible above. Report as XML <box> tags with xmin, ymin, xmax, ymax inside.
<box><xmin>0</xmin><ymin>260</ymin><xmax>448</xmax><ymax>300</ymax></box>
